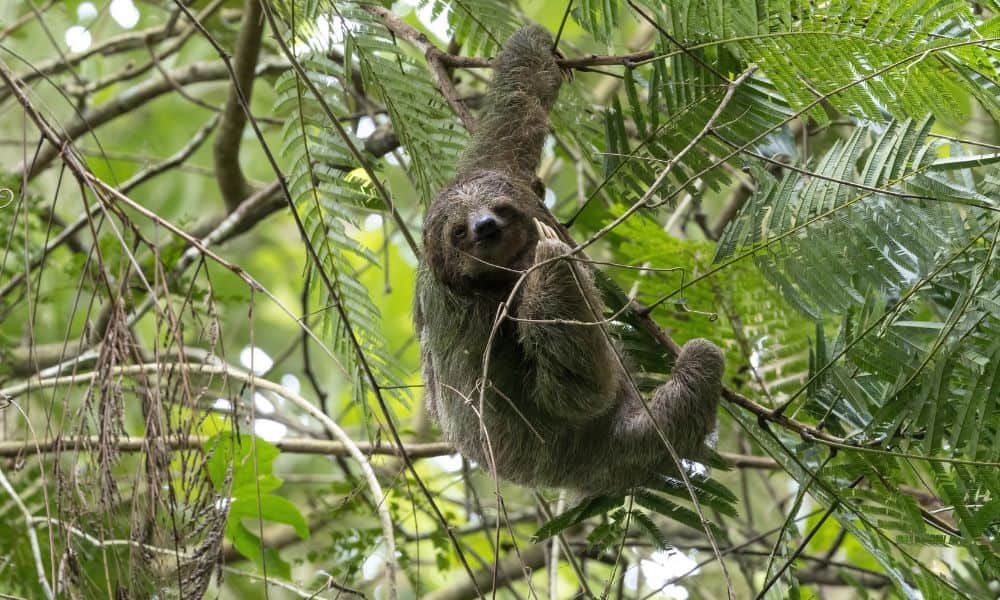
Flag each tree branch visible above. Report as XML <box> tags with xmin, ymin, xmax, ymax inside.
<box><xmin>2</xmin><ymin>107</ymin><xmax>416</xmax><ymax>376</ymax></box>
<box><xmin>0</xmin><ymin>114</ymin><xmax>220</xmax><ymax>306</ymax></box>
<box><xmin>64</xmin><ymin>0</ymin><xmax>227</xmax><ymax>97</ymax></box>
<box><xmin>212</xmin><ymin>0</ymin><xmax>265</xmax><ymax>209</ymax></box>
<box><xmin>0</xmin><ymin>0</ymin><xmax>55</xmax><ymax>42</ymax></box>
<box><xmin>2</xmin><ymin>25</ymin><xmax>177</xmax><ymax>98</ymax></box>
<box><xmin>0</xmin><ymin>465</ymin><xmax>53</xmax><ymax>598</ymax></box>
<box><xmin>360</xmin><ymin>5</ymin><xmax>660</xmax><ymax>131</ymax></box>
<box><xmin>0</xmin><ymin>435</ymin><xmax>775</xmax><ymax>471</ymax></box>
<box><xmin>795</xmin><ymin>566</ymin><xmax>889</xmax><ymax>588</ymax></box>
<box><xmin>435</xmin><ymin>50</ymin><xmax>658</xmax><ymax>70</ymax></box>
<box><xmin>0</xmin><ymin>436</ymin><xmax>453</xmax><ymax>459</ymax></box>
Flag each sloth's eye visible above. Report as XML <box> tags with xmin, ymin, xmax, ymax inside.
<box><xmin>452</xmin><ymin>226</ymin><xmax>468</xmax><ymax>241</ymax></box>
<box><xmin>494</xmin><ymin>203</ymin><xmax>515</xmax><ymax>219</ymax></box>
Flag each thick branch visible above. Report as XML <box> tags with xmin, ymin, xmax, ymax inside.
<box><xmin>212</xmin><ymin>0</ymin><xmax>265</xmax><ymax>209</ymax></box>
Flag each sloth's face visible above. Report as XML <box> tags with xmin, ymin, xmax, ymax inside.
<box><xmin>449</xmin><ymin>196</ymin><xmax>531</xmax><ymax>275</ymax></box>
<box><xmin>424</xmin><ymin>170</ymin><xmax>549</xmax><ymax>293</ymax></box>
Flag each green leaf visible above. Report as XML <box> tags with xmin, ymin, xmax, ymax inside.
<box><xmin>532</xmin><ymin>494</ymin><xmax>625</xmax><ymax>542</ymax></box>
<box><xmin>229</xmin><ymin>495</ymin><xmax>311</xmax><ymax>541</ymax></box>
<box><xmin>631</xmin><ymin>510</ymin><xmax>671</xmax><ymax>550</ymax></box>
<box><xmin>633</xmin><ymin>490</ymin><xmax>722</xmax><ymax>536</ymax></box>
<box><xmin>203</xmin><ymin>433</ymin><xmax>280</xmax><ymax>491</ymax></box>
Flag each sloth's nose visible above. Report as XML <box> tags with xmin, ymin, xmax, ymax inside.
<box><xmin>473</xmin><ymin>214</ymin><xmax>501</xmax><ymax>240</ymax></box>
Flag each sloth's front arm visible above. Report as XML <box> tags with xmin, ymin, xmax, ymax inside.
<box><xmin>515</xmin><ymin>221</ymin><xmax>621</xmax><ymax>421</ymax></box>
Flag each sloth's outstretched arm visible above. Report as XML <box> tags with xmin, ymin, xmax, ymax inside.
<box><xmin>458</xmin><ymin>25</ymin><xmax>563</xmax><ymax>181</ymax></box>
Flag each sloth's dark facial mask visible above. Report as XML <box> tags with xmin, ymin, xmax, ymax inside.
<box><xmin>453</xmin><ymin>199</ymin><xmax>532</xmax><ymax>275</ymax></box>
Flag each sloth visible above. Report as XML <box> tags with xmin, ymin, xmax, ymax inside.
<box><xmin>414</xmin><ymin>25</ymin><xmax>724</xmax><ymax>495</ymax></box>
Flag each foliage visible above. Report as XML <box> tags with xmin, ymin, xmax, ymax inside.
<box><xmin>0</xmin><ymin>0</ymin><xmax>998</xmax><ymax>598</ymax></box>
<box><xmin>204</xmin><ymin>433</ymin><xmax>310</xmax><ymax>578</ymax></box>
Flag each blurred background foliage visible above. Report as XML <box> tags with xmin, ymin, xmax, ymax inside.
<box><xmin>0</xmin><ymin>0</ymin><xmax>998</xmax><ymax>598</ymax></box>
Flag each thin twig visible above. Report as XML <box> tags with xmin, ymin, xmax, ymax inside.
<box><xmin>0</xmin><ymin>114</ymin><xmax>220</xmax><ymax>304</ymax></box>
<box><xmin>14</xmin><ymin>58</ymin><xmax>288</xmax><ymax>179</ymax></box>
<box><xmin>0</xmin><ymin>0</ymin><xmax>55</xmax><ymax>41</ymax></box>
<box><xmin>0</xmin><ymin>58</ymin><xmax>350</xmax><ymax>396</ymax></box>
<box><xmin>72</xmin><ymin>0</ymin><xmax>227</xmax><ymax>96</ymax></box>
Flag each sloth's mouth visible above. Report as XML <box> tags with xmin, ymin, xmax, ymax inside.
<box><xmin>473</xmin><ymin>238</ymin><xmax>499</xmax><ymax>248</ymax></box>
<box><xmin>467</xmin><ymin>237</ymin><xmax>531</xmax><ymax>273</ymax></box>
<box><xmin>473</xmin><ymin>229</ymin><xmax>503</xmax><ymax>246</ymax></box>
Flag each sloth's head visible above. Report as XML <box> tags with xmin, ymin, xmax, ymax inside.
<box><xmin>424</xmin><ymin>169</ymin><xmax>549</xmax><ymax>294</ymax></box>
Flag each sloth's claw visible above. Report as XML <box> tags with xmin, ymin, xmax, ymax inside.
<box><xmin>534</xmin><ymin>219</ymin><xmax>559</xmax><ymax>241</ymax></box>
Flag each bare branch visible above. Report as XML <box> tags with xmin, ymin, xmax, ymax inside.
<box><xmin>212</xmin><ymin>0</ymin><xmax>265</xmax><ymax>209</ymax></box>
<box><xmin>66</xmin><ymin>0</ymin><xmax>227</xmax><ymax>97</ymax></box>
<box><xmin>0</xmin><ymin>114</ymin><xmax>220</xmax><ymax>306</ymax></box>
<box><xmin>0</xmin><ymin>436</ymin><xmax>454</xmax><ymax>459</ymax></box>
<box><xmin>0</xmin><ymin>0</ymin><xmax>55</xmax><ymax>42</ymax></box>
<box><xmin>795</xmin><ymin>567</ymin><xmax>889</xmax><ymax>588</ymax></box>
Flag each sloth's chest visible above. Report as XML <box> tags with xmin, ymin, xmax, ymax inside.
<box><xmin>431</xmin><ymin>322</ymin><xmax>529</xmax><ymax>402</ymax></box>
<box><xmin>430</xmin><ymin>331</ymin><xmax>551</xmax><ymax>467</ymax></box>
<box><xmin>418</xmin><ymin>282</ymin><xmax>541</xmax><ymax>421</ymax></box>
